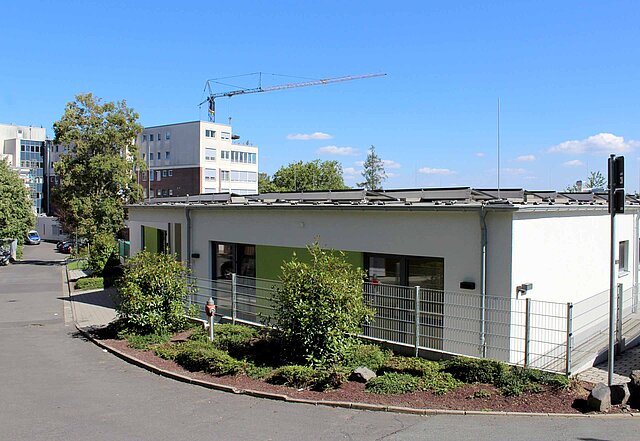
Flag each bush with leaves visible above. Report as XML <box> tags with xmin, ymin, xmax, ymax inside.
<box><xmin>116</xmin><ymin>251</ymin><xmax>193</xmax><ymax>334</ymax></box>
<box><xmin>174</xmin><ymin>340</ymin><xmax>242</xmax><ymax>375</ymax></box>
<box><xmin>342</xmin><ymin>344</ymin><xmax>391</xmax><ymax>371</ymax></box>
<box><xmin>270</xmin><ymin>242</ymin><xmax>374</xmax><ymax>366</ymax></box>
<box><xmin>365</xmin><ymin>372</ymin><xmax>420</xmax><ymax>394</ymax></box>
<box><xmin>0</xmin><ymin>159</ymin><xmax>35</xmax><ymax>245</ymax></box>
<box><xmin>88</xmin><ymin>233</ymin><xmax>118</xmax><ymax>274</ymax></box>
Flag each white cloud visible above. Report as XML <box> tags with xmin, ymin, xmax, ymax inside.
<box><xmin>317</xmin><ymin>145</ymin><xmax>358</xmax><ymax>156</ymax></box>
<box><xmin>516</xmin><ymin>154</ymin><xmax>536</xmax><ymax>162</ymax></box>
<box><xmin>287</xmin><ymin>132</ymin><xmax>333</xmax><ymax>140</ymax></box>
<box><xmin>342</xmin><ymin>167</ymin><xmax>358</xmax><ymax>177</ymax></box>
<box><xmin>563</xmin><ymin>159</ymin><xmax>584</xmax><ymax>167</ymax></box>
<box><xmin>475</xmin><ymin>152</ymin><xmax>486</xmax><ymax>157</ymax></box>
<box><xmin>418</xmin><ymin>167</ymin><xmax>456</xmax><ymax>176</ymax></box>
<box><xmin>501</xmin><ymin>168</ymin><xmax>527</xmax><ymax>175</ymax></box>
<box><xmin>548</xmin><ymin>133</ymin><xmax>639</xmax><ymax>155</ymax></box>
<box><xmin>382</xmin><ymin>159</ymin><xmax>401</xmax><ymax>169</ymax></box>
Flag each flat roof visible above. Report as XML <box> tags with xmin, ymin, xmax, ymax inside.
<box><xmin>127</xmin><ymin>187</ymin><xmax>640</xmax><ymax>213</ymax></box>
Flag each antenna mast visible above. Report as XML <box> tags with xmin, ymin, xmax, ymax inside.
<box><xmin>497</xmin><ymin>98</ymin><xmax>501</xmax><ymax>200</ymax></box>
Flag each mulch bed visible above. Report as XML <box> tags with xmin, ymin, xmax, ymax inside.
<box><xmin>94</xmin><ymin>333</ymin><xmax>635</xmax><ymax>415</ymax></box>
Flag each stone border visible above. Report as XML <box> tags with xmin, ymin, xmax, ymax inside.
<box><xmin>65</xmin><ymin>265</ymin><xmax>638</xmax><ymax>418</ymax></box>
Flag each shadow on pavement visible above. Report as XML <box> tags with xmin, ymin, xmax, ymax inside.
<box><xmin>59</xmin><ymin>289</ymin><xmax>117</xmax><ymax>309</ymax></box>
<box><xmin>13</xmin><ymin>259</ymin><xmax>64</xmax><ymax>266</ymax></box>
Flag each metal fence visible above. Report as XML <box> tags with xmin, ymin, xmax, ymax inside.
<box><xmin>186</xmin><ymin>274</ymin><xmax>640</xmax><ymax>375</ymax></box>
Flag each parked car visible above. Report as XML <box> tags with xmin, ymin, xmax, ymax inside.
<box><xmin>26</xmin><ymin>230</ymin><xmax>41</xmax><ymax>245</ymax></box>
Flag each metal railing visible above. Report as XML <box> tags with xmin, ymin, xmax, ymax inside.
<box><xmin>185</xmin><ymin>274</ymin><xmax>640</xmax><ymax>375</ymax></box>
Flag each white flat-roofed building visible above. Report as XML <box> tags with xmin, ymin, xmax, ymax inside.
<box><xmin>135</xmin><ymin>121</ymin><xmax>258</xmax><ymax>199</ymax></box>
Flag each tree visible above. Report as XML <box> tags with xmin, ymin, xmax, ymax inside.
<box><xmin>565</xmin><ymin>170</ymin><xmax>606</xmax><ymax>192</ymax></box>
<box><xmin>0</xmin><ymin>159</ymin><xmax>35</xmax><ymax>243</ymax></box>
<box><xmin>270</xmin><ymin>242</ymin><xmax>374</xmax><ymax>366</ymax></box>
<box><xmin>52</xmin><ymin>93</ymin><xmax>144</xmax><ymax>239</ymax></box>
<box><xmin>358</xmin><ymin>145</ymin><xmax>386</xmax><ymax>190</ymax></box>
<box><xmin>260</xmin><ymin>160</ymin><xmax>348</xmax><ymax>192</ymax></box>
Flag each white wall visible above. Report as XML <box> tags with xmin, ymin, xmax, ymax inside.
<box><xmin>36</xmin><ymin>216</ymin><xmax>67</xmax><ymax>242</ymax></box>
<box><xmin>511</xmin><ymin>208</ymin><xmax>637</xmax><ymax>303</ymax></box>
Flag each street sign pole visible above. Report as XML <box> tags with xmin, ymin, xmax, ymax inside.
<box><xmin>608</xmin><ymin>154</ymin><xmax>625</xmax><ymax>386</ymax></box>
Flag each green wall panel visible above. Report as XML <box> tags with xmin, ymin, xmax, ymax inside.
<box><xmin>256</xmin><ymin>245</ymin><xmax>363</xmax><ymax>281</ymax></box>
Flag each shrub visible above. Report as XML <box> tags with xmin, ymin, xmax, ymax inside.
<box><xmin>270</xmin><ymin>242</ymin><xmax>374</xmax><ymax>366</ymax></box>
<box><xmin>126</xmin><ymin>332</ymin><xmax>171</xmax><ymax>350</ymax></box>
<box><xmin>268</xmin><ymin>365</ymin><xmax>319</xmax><ymax>389</ymax></box>
<box><xmin>174</xmin><ymin>340</ymin><xmax>242</xmax><ymax>375</ymax></box>
<box><xmin>154</xmin><ymin>343</ymin><xmax>181</xmax><ymax>360</ymax></box>
<box><xmin>88</xmin><ymin>233</ymin><xmax>118</xmax><ymax>274</ymax></box>
<box><xmin>244</xmin><ymin>363</ymin><xmax>273</xmax><ymax>380</ymax></box>
<box><xmin>380</xmin><ymin>356</ymin><xmax>442</xmax><ymax>377</ymax></box>
<box><xmin>342</xmin><ymin>344</ymin><xmax>391</xmax><ymax>371</ymax></box>
<box><xmin>365</xmin><ymin>373</ymin><xmax>420</xmax><ymax>394</ymax></box>
<box><xmin>469</xmin><ymin>389</ymin><xmax>492</xmax><ymax>399</ymax></box>
<box><xmin>443</xmin><ymin>357</ymin><xmax>510</xmax><ymax>385</ymax></box>
<box><xmin>213</xmin><ymin>324</ymin><xmax>259</xmax><ymax>357</ymax></box>
<box><xmin>419</xmin><ymin>371</ymin><xmax>462</xmax><ymax>395</ymax></box>
<box><xmin>75</xmin><ymin>277</ymin><xmax>104</xmax><ymax>291</ymax></box>
<box><xmin>116</xmin><ymin>251</ymin><xmax>193</xmax><ymax>335</ymax></box>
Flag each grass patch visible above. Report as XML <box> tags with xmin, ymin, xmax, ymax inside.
<box><xmin>75</xmin><ymin>277</ymin><xmax>104</xmax><ymax>291</ymax></box>
<box><xmin>126</xmin><ymin>332</ymin><xmax>171</xmax><ymax>350</ymax></box>
<box><xmin>67</xmin><ymin>258</ymin><xmax>88</xmax><ymax>271</ymax></box>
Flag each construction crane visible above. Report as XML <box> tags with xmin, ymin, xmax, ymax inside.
<box><xmin>199</xmin><ymin>72</ymin><xmax>386</xmax><ymax>122</ymax></box>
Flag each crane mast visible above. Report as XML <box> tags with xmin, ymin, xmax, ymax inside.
<box><xmin>200</xmin><ymin>72</ymin><xmax>386</xmax><ymax>121</ymax></box>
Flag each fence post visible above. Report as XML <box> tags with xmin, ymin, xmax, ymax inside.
<box><xmin>524</xmin><ymin>298</ymin><xmax>531</xmax><ymax>368</ymax></box>
<box><xmin>414</xmin><ymin>286</ymin><xmax>420</xmax><ymax>357</ymax></box>
<box><xmin>565</xmin><ymin>302</ymin><xmax>573</xmax><ymax>376</ymax></box>
<box><xmin>232</xmin><ymin>273</ymin><xmax>237</xmax><ymax>325</ymax></box>
<box><xmin>616</xmin><ymin>283</ymin><xmax>624</xmax><ymax>353</ymax></box>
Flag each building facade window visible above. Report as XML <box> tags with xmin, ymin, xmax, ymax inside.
<box><xmin>165</xmin><ymin>131</ymin><xmax>171</xmax><ymax>140</ymax></box>
<box><xmin>157</xmin><ymin>152</ymin><xmax>161</xmax><ymax>160</ymax></box>
<box><xmin>230</xmin><ymin>170</ymin><xmax>257</xmax><ymax>182</ymax></box>
<box><xmin>205</xmin><ymin>129</ymin><xmax>216</xmax><ymax>138</ymax></box>
<box><xmin>162</xmin><ymin>170</ymin><xmax>167</xmax><ymax>177</ymax></box>
<box><xmin>230</xmin><ymin>151</ymin><xmax>257</xmax><ymax>164</ymax></box>
<box><xmin>143</xmin><ymin>134</ymin><xmax>147</xmax><ymax>141</ymax></box>
<box><xmin>221</xmin><ymin>150</ymin><xmax>230</xmax><ymax>160</ymax></box>
<box><xmin>142</xmin><ymin>153</ymin><xmax>146</xmax><ymax>160</ymax></box>
<box><xmin>165</xmin><ymin>151</ymin><xmax>171</xmax><ymax>160</ymax></box>
<box><xmin>150</xmin><ymin>134</ymin><xmax>154</xmax><ymax>141</ymax></box>
<box><xmin>150</xmin><ymin>171</ymin><xmax>154</xmax><ymax>181</ymax></box>
<box><xmin>205</xmin><ymin>148</ymin><xmax>216</xmax><ymax>161</ymax></box>
<box><xmin>220</xmin><ymin>170</ymin><xmax>230</xmax><ymax>181</ymax></box>
<box><xmin>157</xmin><ymin>133</ymin><xmax>161</xmax><ymax>141</ymax></box>
<box><xmin>168</xmin><ymin>170</ymin><xmax>173</xmax><ymax>177</ymax></box>
<box><xmin>169</xmin><ymin>189</ymin><xmax>173</xmax><ymax>196</ymax></box>
<box><xmin>221</xmin><ymin>132</ymin><xmax>231</xmax><ymax>140</ymax></box>
<box><xmin>204</xmin><ymin>168</ymin><xmax>216</xmax><ymax>182</ymax></box>
<box><xmin>619</xmin><ymin>240</ymin><xmax>629</xmax><ymax>274</ymax></box>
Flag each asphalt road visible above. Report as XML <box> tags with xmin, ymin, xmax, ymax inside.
<box><xmin>1</xmin><ymin>244</ymin><xmax>639</xmax><ymax>441</ymax></box>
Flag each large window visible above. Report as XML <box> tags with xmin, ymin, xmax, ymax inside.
<box><xmin>366</xmin><ymin>254</ymin><xmax>444</xmax><ymax>290</ymax></box>
<box><xmin>230</xmin><ymin>170</ymin><xmax>257</xmax><ymax>182</ymax></box>
<box><xmin>204</xmin><ymin>168</ymin><xmax>216</xmax><ymax>182</ymax></box>
<box><xmin>205</xmin><ymin>129</ymin><xmax>216</xmax><ymax>138</ymax></box>
<box><xmin>230</xmin><ymin>151</ymin><xmax>257</xmax><ymax>164</ymax></box>
<box><xmin>212</xmin><ymin>242</ymin><xmax>256</xmax><ymax>279</ymax></box>
<box><xmin>205</xmin><ymin>148</ymin><xmax>216</xmax><ymax>161</ymax></box>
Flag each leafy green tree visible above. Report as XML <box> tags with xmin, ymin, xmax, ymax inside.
<box><xmin>271</xmin><ymin>242</ymin><xmax>374</xmax><ymax>366</ymax></box>
<box><xmin>260</xmin><ymin>160</ymin><xmax>348</xmax><ymax>192</ymax></box>
<box><xmin>52</xmin><ymin>93</ymin><xmax>144</xmax><ymax>239</ymax></box>
<box><xmin>258</xmin><ymin>172</ymin><xmax>277</xmax><ymax>193</ymax></box>
<box><xmin>117</xmin><ymin>251</ymin><xmax>194</xmax><ymax>334</ymax></box>
<box><xmin>0</xmin><ymin>159</ymin><xmax>35</xmax><ymax>243</ymax></box>
<box><xmin>358</xmin><ymin>145</ymin><xmax>386</xmax><ymax>190</ymax></box>
<box><xmin>565</xmin><ymin>170</ymin><xmax>606</xmax><ymax>192</ymax></box>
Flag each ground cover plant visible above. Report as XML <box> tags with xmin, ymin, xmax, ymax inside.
<box><xmin>74</xmin><ymin>276</ymin><xmax>104</xmax><ymax>291</ymax></box>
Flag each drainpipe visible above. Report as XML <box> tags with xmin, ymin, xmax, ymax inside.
<box><xmin>479</xmin><ymin>204</ymin><xmax>488</xmax><ymax>358</ymax></box>
<box><xmin>185</xmin><ymin>203</ymin><xmax>192</xmax><ymax>269</ymax></box>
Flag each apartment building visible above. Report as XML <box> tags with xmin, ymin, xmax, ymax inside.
<box><xmin>135</xmin><ymin>121</ymin><xmax>258</xmax><ymax>198</ymax></box>
<box><xmin>0</xmin><ymin>123</ymin><xmax>48</xmax><ymax>214</ymax></box>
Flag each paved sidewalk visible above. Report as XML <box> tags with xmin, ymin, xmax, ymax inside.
<box><xmin>577</xmin><ymin>344</ymin><xmax>640</xmax><ymax>385</ymax></box>
<box><xmin>65</xmin><ymin>266</ymin><xmax>117</xmax><ymax>329</ymax></box>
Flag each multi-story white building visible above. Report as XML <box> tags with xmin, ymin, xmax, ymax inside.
<box><xmin>0</xmin><ymin>123</ymin><xmax>48</xmax><ymax>214</ymax></box>
<box><xmin>135</xmin><ymin>121</ymin><xmax>258</xmax><ymax>198</ymax></box>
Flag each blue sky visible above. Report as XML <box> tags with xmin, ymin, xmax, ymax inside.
<box><xmin>2</xmin><ymin>1</ymin><xmax>640</xmax><ymax>191</ymax></box>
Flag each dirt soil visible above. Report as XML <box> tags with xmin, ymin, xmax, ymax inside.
<box><xmin>95</xmin><ymin>334</ymin><xmax>635</xmax><ymax>415</ymax></box>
